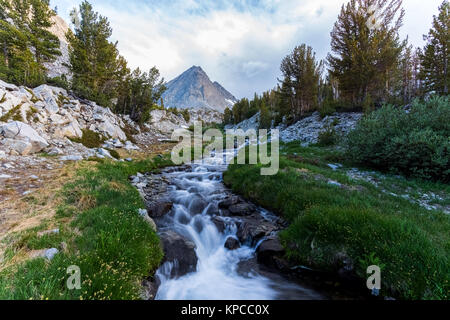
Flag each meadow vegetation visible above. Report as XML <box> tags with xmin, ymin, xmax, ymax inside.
<box><xmin>224</xmin><ymin>143</ymin><xmax>450</xmax><ymax>299</ymax></box>
<box><xmin>0</xmin><ymin>155</ymin><xmax>173</xmax><ymax>300</ymax></box>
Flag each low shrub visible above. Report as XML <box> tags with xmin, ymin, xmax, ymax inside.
<box><xmin>168</xmin><ymin>107</ymin><xmax>191</xmax><ymax>122</ymax></box>
<box><xmin>319</xmin><ymin>99</ymin><xmax>337</xmax><ymax>118</ymax></box>
<box><xmin>317</xmin><ymin>125</ymin><xmax>337</xmax><ymax>147</ymax></box>
<box><xmin>70</xmin><ymin>129</ymin><xmax>105</xmax><ymax>149</ymax></box>
<box><xmin>346</xmin><ymin>96</ymin><xmax>450</xmax><ymax>182</ymax></box>
<box><xmin>26</xmin><ymin>106</ymin><xmax>39</xmax><ymax>122</ymax></box>
<box><xmin>106</xmin><ymin>148</ymin><xmax>121</xmax><ymax>160</ymax></box>
<box><xmin>47</xmin><ymin>76</ymin><xmax>69</xmax><ymax>90</ymax></box>
<box><xmin>0</xmin><ymin>103</ymin><xmax>23</xmax><ymax>122</ymax></box>
<box><xmin>121</xmin><ymin>123</ymin><xmax>138</xmax><ymax>144</ymax></box>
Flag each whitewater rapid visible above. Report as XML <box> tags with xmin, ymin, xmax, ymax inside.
<box><xmin>154</xmin><ymin>151</ymin><xmax>324</xmax><ymax>300</ymax></box>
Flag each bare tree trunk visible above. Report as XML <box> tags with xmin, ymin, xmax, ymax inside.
<box><xmin>444</xmin><ymin>45</ymin><xmax>448</xmax><ymax>95</ymax></box>
<box><xmin>3</xmin><ymin>42</ymin><xmax>8</xmax><ymax>67</ymax></box>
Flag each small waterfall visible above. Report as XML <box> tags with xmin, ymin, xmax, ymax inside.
<box><xmin>154</xmin><ymin>150</ymin><xmax>324</xmax><ymax>300</ymax></box>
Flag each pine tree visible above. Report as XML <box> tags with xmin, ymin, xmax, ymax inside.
<box><xmin>116</xmin><ymin>67</ymin><xmax>165</xmax><ymax>123</ymax></box>
<box><xmin>29</xmin><ymin>0</ymin><xmax>61</xmax><ymax>64</ymax></box>
<box><xmin>0</xmin><ymin>0</ymin><xmax>17</xmax><ymax>71</ymax></box>
<box><xmin>231</xmin><ymin>98</ymin><xmax>252</xmax><ymax>124</ymax></box>
<box><xmin>67</xmin><ymin>0</ymin><xmax>123</xmax><ymax>107</ymax></box>
<box><xmin>396</xmin><ymin>43</ymin><xmax>422</xmax><ymax>104</ymax></box>
<box><xmin>280</xmin><ymin>44</ymin><xmax>323</xmax><ymax>120</ymax></box>
<box><xmin>327</xmin><ymin>0</ymin><xmax>405</xmax><ymax>107</ymax></box>
<box><xmin>223</xmin><ymin>107</ymin><xmax>233</xmax><ymax>125</ymax></box>
<box><xmin>0</xmin><ymin>0</ymin><xmax>61</xmax><ymax>86</ymax></box>
<box><xmin>420</xmin><ymin>0</ymin><xmax>449</xmax><ymax>95</ymax></box>
<box><xmin>259</xmin><ymin>100</ymin><xmax>271</xmax><ymax>130</ymax></box>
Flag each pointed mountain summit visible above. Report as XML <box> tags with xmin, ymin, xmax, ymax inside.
<box><xmin>162</xmin><ymin>66</ymin><xmax>237</xmax><ymax>113</ymax></box>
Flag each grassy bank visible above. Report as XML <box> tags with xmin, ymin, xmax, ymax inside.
<box><xmin>0</xmin><ymin>156</ymin><xmax>172</xmax><ymax>300</ymax></box>
<box><xmin>223</xmin><ymin>143</ymin><xmax>449</xmax><ymax>300</ymax></box>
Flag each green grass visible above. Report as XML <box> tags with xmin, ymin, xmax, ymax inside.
<box><xmin>0</xmin><ymin>155</ymin><xmax>173</xmax><ymax>300</ymax></box>
<box><xmin>223</xmin><ymin>143</ymin><xmax>450</xmax><ymax>300</ymax></box>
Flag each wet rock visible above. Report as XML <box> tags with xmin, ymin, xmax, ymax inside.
<box><xmin>220</xmin><ymin>209</ymin><xmax>231</xmax><ymax>217</ymax></box>
<box><xmin>256</xmin><ymin>237</ymin><xmax>285</xmax><ymax>268</ymax></box>
<box><xmin>212</xmin><ymin>216</ymin><xmax>226</xmax><ymax>233</ymax></box>
<box><xmin>224</xmin><ymin>237</ymin><xmax>240</xmax><ymax>250</ymax></box>
<box><xmin>203</xmin><ymin>203</ymin><xmax>219</xmax><ymax>215</ymax></box>
<box><xmin>147</xmin><ymin>201</ymin><xmax>173</xmax><ymax>218</ymax></box>
<box><xmin>142</xmin><ymin>278</ymin><xmax>160</xmax><ymax>300</ymax></box>
<box><xmin>161</xmin><ymin>231</ymin><xmax>198</xmax><ymax>278</ymax></box>
<box><xmin>188</xmin><ymin>195</ymin><xmax>208</xmax><ymax>214</ymax></box>
<box><xmin>218</xmin><ymin>196</ymin><xmax>240</xmax><ymax>209</ymax></box>
<box><xmin>176</xmin><ymin>211</ymin><xmax>192</xmax><ymax>225</ymax></box>
<box><xmin>228</xmin><ymin>202</ymin><xmax>255</xmax><ymax>216</ymax></box>
<box><xmin>192</xmin><ymin>216</ymin><xmax>204</xmax><ymax>233</ymax></box>
<box><xmin>236</xmin><ymin>218</ymin><xmax>278</xmax><ymax>246</ymax></box>
<box><xmin>187</xmin><ymin>186</ymin><xmax>199</xmax><ymax>193</ymax></box>
<box><xmin>334</xmin><ymin>252</ymin><xmax>357</xmax><ymax>282</ymax></box>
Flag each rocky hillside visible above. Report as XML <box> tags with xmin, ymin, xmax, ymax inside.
<box><xmin>0</xmin><ymin>79</ymin><xmax>137</xmax><ymax>159</ymax></box>
<box><xmin>279</xmin><ymin>112</ymin><xmax>362</xmax><ymax>145</ymax></box>
<box><xmin>162</xmin><ymin>66</ymin><xmax>237</xmax><ymax>113</ymax></box>
<box><xmin>0</xmin><ymin>79</ymin><xmax>222</xmax><ymax>160</ymax></box>
<box><xmin>44</xmin><ymin>15</ymin><xmax>71</xmax><ymax>80</ymax></box>
<box><xmin>226</xmin><ymin>111</ymin><xmax>363</xmax><ymax>146</ymax></box>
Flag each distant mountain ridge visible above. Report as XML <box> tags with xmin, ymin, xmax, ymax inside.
<box><xmin>162</xmin><ymin>66</ymin><xmax>237</xmax><ymax>113</ymax></box>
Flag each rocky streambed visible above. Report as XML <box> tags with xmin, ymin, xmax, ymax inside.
<box><xmin>131</xmin><ymin>154</ymin><xmax>368</xmax><ymax>300</ymax></box>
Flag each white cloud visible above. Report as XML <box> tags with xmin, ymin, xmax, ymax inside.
<box><xmin>242</xmin><ymin>61</ymin><xmax>270</xmax><ymax>78</ymax></box>
<box><xmin>52</xmin><ymin>0</ymin><xmax>443</xmax><ymax>99</ymax></box>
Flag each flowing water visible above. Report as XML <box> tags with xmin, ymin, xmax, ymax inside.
<box><xmin>154</xmin><ymin>150</ymin><xmax>325</xmax><ymax>300</ymax></box>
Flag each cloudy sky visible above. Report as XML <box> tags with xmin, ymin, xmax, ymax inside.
<box><xmin>50</xmin><ymin>0</ymin><xmax>442</xmax><ymax>99</ymax></box>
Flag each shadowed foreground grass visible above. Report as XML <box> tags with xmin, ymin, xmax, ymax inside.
<box><xmin>223</xmin><ymin>143</ymin><xmax>449</xmax><ymax>300</ymax></box>
<box><xmin>0</xmin><ymin>156</ymin><xmax>173</xmax><ymax>300</ymax></box>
